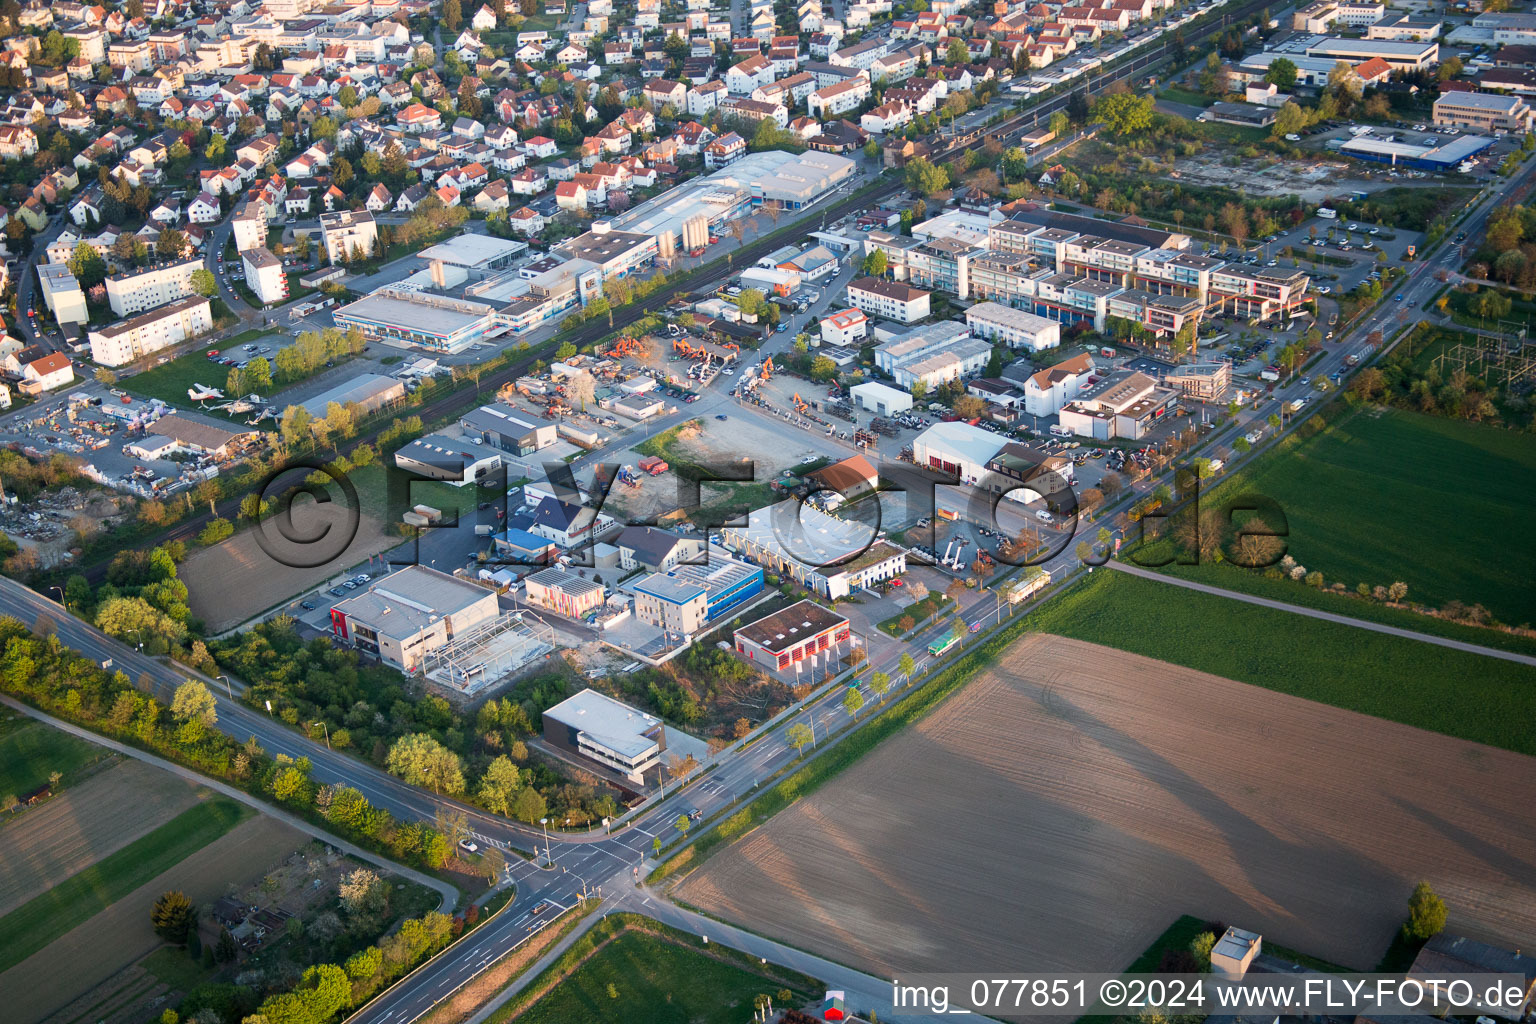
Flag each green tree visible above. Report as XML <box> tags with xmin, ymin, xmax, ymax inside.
<box><xmin>244</xmin><ymin>357</ymin><xmax>272</xmax><ymax>392</ymax></box>
<box><xmin>674</xmin><ymin>813</ymin><xmax>691</xmax><ymax>839</ymax></box>
<box><xmin>1093</xmin><ymin>92</ymin><xmax>1155</xmax><ymax>137</ymax></box>
<box><xmin>475</xmin><ymin>755</ymin><xmax>525</xmax><ymax>815</ymax></box>
<box><xmin>1265</xmin><ymin>57</ymin><xmax>1298</xmax><ymax>89</ymax></box>
<box><xmin>862</xmin><ymin>249</ymin><xmax>888</xmax><ymax>277</ymax></box>
<box><xmin>1272</xmin><ymin>100</ymin><xmax>1308</xmax><ymax>139</ymax></box>
<box><xmin>68</xmin><ymin>241</ymin><xmax>107</xmax><ymax>288</ymax></box>
<box><xmin>151</xmin><ymin>890</ymin><xmax>195</xmax><ymax>943</ymax></box>
<box><xmin>197</xmin><ymin>518</ymin><xmax>233</xmax><ymax>546</ymax></box>
<box><xmin>869</xmin><ymin>671</ymin><xmax>891</xmax><ymax>703</ymax></box>
<box><xmin>905</xmin><ymin>157</ymin><xmax>949</xmax><ymax>196</ymax></box>
<box><xmin>1190</xmin><ymin>931</ymin><xmax>1217</xmax><ymax>970</ymax></box>
<box><xmin>946</xmin><ymin>37</ymin><xmax>969</xmax><ymax>64</ymax></box>
<box><xmin>898</xmin><ymin>652</ymin><xmax>916</xmax><ymax>680</ymax></box>
<box><xmin>510</xmin><ymin>785</ymin><xmax>547</xmax><ymax>823</ymax></box>
<box><xmin>1048</xmin><ymin>110</ymin><xmax>1070</xmax><ymax>137</ymax></box>
<box><xmin>842</xmin><ymin>686</ymin><xmax>865</xmax><ymax>719</ymax></box>
<box><xmin>190</xmin><ymin>268</ymin><xmax>216</xmax><ymax>296</ymax></box>
<box><xmin>555</xmin><ymin>341</ymin><xmax>578</xmax><ymax>360</ymax></box>
<box><xmin>1404</xmin><ymin>881</ymin><xmax>1447</xmax><ymax>940</ymax></box>
<box><xmin>386</xmin><ymin>734</ymin><xmax>465</xmax><ymax>794</ymax></box>
<box><xmin>171</xmin><ymin>680</ymin><xmax>217</xmax><ymax>730</ymax></box>
<box><xmin>444</xmin><ymin>0</ymin><xmax>462</xmax><ymax>30</ymax></box>
<box><xmin>786</xmin><ymin>721</ymin><xmax>813</xmax><ymax>754</ymax></box>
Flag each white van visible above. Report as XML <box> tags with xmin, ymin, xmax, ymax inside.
<box><xmin>1049</xmin><ymin>424</ymin><xmax>1073</xmax><ymax>438</ymax></box>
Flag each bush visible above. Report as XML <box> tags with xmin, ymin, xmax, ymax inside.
<box><xmin>196</xmin><ymin>518</ymin><xmax>234</xmax><ymax>546</ymax></box>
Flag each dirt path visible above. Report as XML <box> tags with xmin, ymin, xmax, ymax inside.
<box><xmin>1</xmin><ymin>815</ymin><xmax>305</xmax><ymax>1024</ymax></box>
<box><xmin>0</xmin><ymin>760</ymin><xmax>203</xmax><ymax>916</ymax></box>
<box><xmin>676</xmin><ymin>634</ymin><xmax>1536</xmax><ymax>976</ymax></box>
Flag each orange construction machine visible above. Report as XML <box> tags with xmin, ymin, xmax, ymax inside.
<box><xmin>608</xmin><ymin>336</ymin><xmax>646</xmax><ymax>358</ymax></box>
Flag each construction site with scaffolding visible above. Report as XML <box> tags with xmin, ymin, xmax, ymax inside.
<box><xmin>421</xmin><ymin>610</ymin><xmax>560</xmax><ymax>698</ymax></box>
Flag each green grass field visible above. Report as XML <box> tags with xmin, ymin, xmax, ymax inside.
<box><xmin>0</xmin><ymin>719</ymin><xmax>106</xmax><ymax>799</ymax></box>
<box><xmin>513</xmin><ymin>927</ymin><xmax>813</xmax><ymax>1024</ymax></box>
<box><xmin>120</xmin><ymin>333</ymin><xmax>292</xmax><ymax>410</ymax></box>
<box><xmin>1026</xmin><ymin>570</ymin><xmax>1536</xmax><ymax>756</ymax></box>
<box><xmin>1180</xmin><ymin>405</ymin><xmax>1536</xmax><ymax>625</ymax></box>
<box><xmin>0</xmin><ymin>796</ymin><xmax>253</xmax><ymax>971</ymax></box>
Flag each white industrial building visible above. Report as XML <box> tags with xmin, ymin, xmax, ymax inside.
<box><xmin>542</xmin><ymin>688</ymin><xmax>669</xmax><ymax>784</ymax></box>
<box><xmin>720</xmin><ymin>499</ymin><xmax>906</xmax><ymax>599</ymax></box>
<box><xmin>329</xmin><ymin>565</ymin><xmax>501</xmax><ymax>673</ymax></box>
<box><xmin>87</xmin><ymin>296</ymin><xmax>213</xmax><ymax>367</ymax></box>
<box><xmin>912</xmin><ymin>420</ymin><xmax>1008</xmax><ymax>486</ymax></box>
<box><xmin>964</xmin><ymin>302</ymin><xmax>1061</xmax><ymax>352</ymax></box>
<box><xmin>874</xmin><ymin>324</ymin><xmax>991</xmax><ymax>390</ymax></box>
<box><xmin>849</xmin><ymin>380</ymin><xmax>912</xmax><ymax>416</ymax></box>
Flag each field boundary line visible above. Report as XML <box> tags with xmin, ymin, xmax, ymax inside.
<box><xmin>0</xmin><ymin>696</ymin><xmax>460</xmax><ymax>913</ymax></box>
<box><xmin>1105</xmin><ymin>561</ymin><xmax>1536</xmax><ymax>666</ymax></box>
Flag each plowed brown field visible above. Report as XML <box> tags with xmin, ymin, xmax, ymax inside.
<box><xmin>1</xmin><ymin>815</ymin><xmax>304</xmax><ymax>1024</ymax></box>
<box><xmin>0</xmin><ymin>760</ymin><xmax>202</xmax><ymax>916</ymax></box>
<box><xmin>675</xmin><ymin>635</ymin><xmax>1536</xmax><ymax>974</ymax></box>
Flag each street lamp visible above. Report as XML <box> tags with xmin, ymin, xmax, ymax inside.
<box><xmin>539</xmin><ymin>817</ymin><xmax>553</xmax><ymax>865</ymax></box>
<box><xmin>215</xmin><ymin>674</ymin><xmax>233</xmax><ymax>700</ymax></box>
<box><xmin>310</xmin><ymin>720</ymin><xmax>330</xmax><ymax>750</ymax></box>
<box><xmin>48</xmin><ymin>585</ymin><xmax>66</xmax><ymax>608</ymax></box>
<box><xmin>126</xmin><ymin>628</ymin><xmax>145</xmax><ymax>653</ymax></box>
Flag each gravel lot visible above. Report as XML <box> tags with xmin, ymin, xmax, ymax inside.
<box><xmin>676</xmin><ymin>634</ymin><xmax>1536</xmax><ymax>976</ymax></box>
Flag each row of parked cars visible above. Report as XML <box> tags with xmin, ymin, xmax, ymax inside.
<box><xmin>298</xmin><ymin>572</ymin><xmax>372</xmax><ymax>609</ymax></box>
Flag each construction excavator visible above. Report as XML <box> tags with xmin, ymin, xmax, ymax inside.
<box><xmin>673</xmin><ymin>337</ymin><xmax>710</xmax><ymax>361</ymax></box>
<box><xmin>760</xmin><ymin>356</ymin><xmax>775</xmax><ymax>383</ymax></box>
<box><xmin>791</xmin><ymin>392</ymin><xmax>810</xmax><ymax>414</ymax></box>
<box><xmin>607</xmin><ymin>336</ymin><xmax>646</xmax><ymax>359</ymax></box>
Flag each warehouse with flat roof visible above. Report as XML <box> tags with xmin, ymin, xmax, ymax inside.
<box><xmin>1336</xmin><ymin>132</ymin><xmax>1493</xmax><ymax>170</ymax></box>
<box><xmin>417</xmin><ymin>234</ymin><xmax>529</xmax><ymax>269</ymax></box>
<box><xmin>334</xmin><ymin>288</ymin><xmax>500</xmax><ymax>353</ymax></box>
<box><xmin>329</xmin><ymin>565</ymin><xmax>500</xmax><ymax>673</ymax></box>
<box><xmin>542</xmin><ymin>688</ymin><xmax>669</xmax><ymax>784</ymax></box>
<box><xmin>296</xmin><ymin>372</ymin><xmax>407</xmax><ymax>420</ymax></box>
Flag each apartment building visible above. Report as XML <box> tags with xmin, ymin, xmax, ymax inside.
<box><xmin>964</xmin><ymin>301</ymin><xmax>1060</xmax><ymax>351</ymax></box>
<box><xmin>104</xmin><ymin>257</ymin><xmax>202</xmax><ymax>317</ymax></box>
<box><xmin>846</xmin><ymin>276</ymin><xmax>931</xmax><ymax>323</ymax></box>
<box><xmin>87</xmin><ymin>296</ymin><xmax>213</xmax><ymax>367</ymax></box>
<box><xmin>242</xmin><ymin>247</ymin><xmax>289</xmax><ymax>305</ymax></box>
<box><xmin>320</xmin><ymin>209</ymin><xmax>378</xmax><ymax>265</ymax></box>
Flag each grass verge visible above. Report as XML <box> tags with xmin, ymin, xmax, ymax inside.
<box><xmin>1027</xmin><ymin>569</ymin><xmax>1536</xmax><ymax>756</ymax></box>
<box><xmin>876</xmin><ymin>594</ymin><xmax>953</xmax><ymax>637</ymax></box>
<box><xmin>486</xmin><ymin>913</ymin><xmax>819</xmax><ymax>1024</ymax></box>
<box><xmin>0</xmin><ymin>796</ymin><xmax>253</xmax><ymax>971</ymax></box>
<box><xmin>0</xmin><ymin>718</ymin><xmax>108</xmax><ymax>798</ymax></box>
<box><xmin>1160</xmin><ymin>403</ymin><xmax>1536</xmax><ymax>626</ymax></box>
